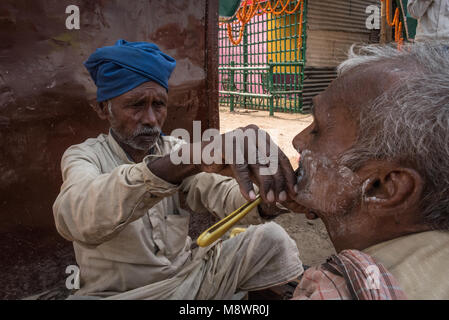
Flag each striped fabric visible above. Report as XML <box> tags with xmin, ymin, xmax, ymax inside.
<box><xmin>292</xmin><ymin>249</ymin><xmax>407</xmax><ymax>300</ymax></box>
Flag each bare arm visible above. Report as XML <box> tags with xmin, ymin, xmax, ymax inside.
<box><xmin>148</xmin><ymin>125</ymin><xmax>298</xmax><ymax>205</ymax></box>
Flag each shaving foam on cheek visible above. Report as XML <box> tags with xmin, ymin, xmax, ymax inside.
<box><xmin>296</xmin><ymin>149</ymin><xmax>313</xmax><ymax>186</ymax></box>
<box><xmin>296</xmin><ymin>150</ymin><xmax>363</xmax><ymax>213</ymax></box>
<box><xmin>295</xmin><ymin>150</ymin><xmax>306</xmax><ymax>182</ymax></box>
<box><xmin>295</xmin><ymin>150</ymin><xmax>330</xmax><ymax>206</ymax></box>
<box><xmin>335</xmin><ymin>166</ymin><xmax>360</xmax><ymax>194</ymax></box>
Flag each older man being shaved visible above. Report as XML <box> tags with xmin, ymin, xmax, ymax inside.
<box><xmin>53</xmin><ymin>40</ymin><xmax>302</xmax><ymax>299</ymax></box>
<box><xmin>285</xmin><ymin>43</ymin><xmax>449</xmax><ymax>300</ymax></box>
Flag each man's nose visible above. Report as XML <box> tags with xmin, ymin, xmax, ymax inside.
<box><xmin>292</xmin><ymin>132</ymin><xmax>304</xmax><ymax>153</ymax></box>
<box><xmin>292</xmin><ymin>127</ymin><xmax>311</xmax><ymax>154</ymax></box>
<box><xmin>141</xmin><ymin>106</ymin><xmax>158</xmax><ymax>126</ymax></box>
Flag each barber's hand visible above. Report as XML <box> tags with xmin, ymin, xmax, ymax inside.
<box><xmin>198</xmin><ymin>125</ymin><xmax>297</xmax><ymax>204</ymax></box>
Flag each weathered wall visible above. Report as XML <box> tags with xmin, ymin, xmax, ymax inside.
<box><xmin>0</xmin><ymin>0</ymin><xmax>218</xmax><ymax>299</ymax></box>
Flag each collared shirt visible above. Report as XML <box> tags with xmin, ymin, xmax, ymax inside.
<box><xmin>293</xmin><ymin>230</ymin><xmax>449</xmax><ymax>300</ymax></box>
<box><xmin>408</xmin><ymin>0</ymin><xmax>449</xmax><ymax>42</ymax></box>
<box><xmin>292</xmin><ymin>249</ymin><xmax>407</xmax><ymax>300</ymax></box>
<box><xmin>53</xmin><ymin>131</ymin><xmax>261</xmax><ymax>297</ymax></box>
<box><xmin>363</xmin><ymin>230</ymin><xmax>449</xmax><ymax>299</ymax></box>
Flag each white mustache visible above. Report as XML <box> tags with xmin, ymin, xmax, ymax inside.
<box><xmin>133</xmin><ymin>126</ymin><xmax>161</xmax><ymax>138</ymax></box>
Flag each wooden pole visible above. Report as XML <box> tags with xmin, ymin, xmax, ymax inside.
<box><xmin>380</xmin><ymin>0</ymin><xmax>393</xmax><ymax>44</ymax></box>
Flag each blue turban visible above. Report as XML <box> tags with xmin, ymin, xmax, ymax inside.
<box><xmin>84</xmin><ymin>39</ymin><xmax>176</xmax><ymax>102</ymax></box>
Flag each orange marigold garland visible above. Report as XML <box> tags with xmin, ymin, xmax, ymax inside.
<box><xmin>381</xmin><ymin>0</ymin><xmax>404</xmax><ymax>49</ymax></box>
<box><xmin>225</xmin><ymin>0</ymin><xmax>304</xmax><ymax>46</ymax></box>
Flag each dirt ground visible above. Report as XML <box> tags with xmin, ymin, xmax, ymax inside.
<box><xmin>219</xmin><ymin>106</ymin><xmax>336</xmax><ymax>266</ymax></box>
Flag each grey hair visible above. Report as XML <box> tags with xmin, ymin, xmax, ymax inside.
<box><xmin>338</xmin><ymin>43</ymin><xmax>449</xmax><ymax>230</ymax></box>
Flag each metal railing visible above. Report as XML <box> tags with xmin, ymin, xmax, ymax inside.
<box><xmin>219</xmin><ymin>0</ymin><xmax>308</xmax><ymax>115</ymax></box>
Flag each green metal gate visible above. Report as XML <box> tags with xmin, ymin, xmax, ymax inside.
<box><xmin>219</xmin><ymin>0</ymin><xmax>308</xmax><ymax>115</ymax></box>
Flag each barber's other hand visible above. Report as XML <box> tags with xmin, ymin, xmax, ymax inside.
<box><xmin>198</xmin><ymin>125</ymin><xmax>297</xmax><ymax>204</ymax></box>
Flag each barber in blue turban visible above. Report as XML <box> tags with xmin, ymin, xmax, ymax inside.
<box><xmin>82</xmin><ymin>39</ymin><xmax>177</xmax><ymax>159</ymax></box>
<box><xmin>84</xmin><ymin>39</ymin><xmax>176</xmax><ymax>102</ymax></box>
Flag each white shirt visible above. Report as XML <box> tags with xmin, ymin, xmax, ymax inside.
<box><xmin>408</xmin><ymin>0</ymin><xmax>449</xmax><ymax>42</ymax></box>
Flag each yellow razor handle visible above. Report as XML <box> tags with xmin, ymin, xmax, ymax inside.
<box><xmin>196</xmin><ymin>196</ymin><xmax>262</xmax><ymax>247</ymax></box>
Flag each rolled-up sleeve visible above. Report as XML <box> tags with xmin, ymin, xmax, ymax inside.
<box><xmin>52</xmin><ymin>146</ymin><xmax>179</xmax><ymax>247</ymax></box>
<box><xmin>407</xmin><ymin>0</ymin><xmax>434</xmax><ymax>19</ymax></box>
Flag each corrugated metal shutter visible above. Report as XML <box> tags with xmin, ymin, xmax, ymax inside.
<box><xmin>306</xmin><ymin>29</ymin><xmax>370</xmax><ymax>67</ymax></box>
<box><xmin>306</xmin><ymin>0</ymin><xmax>380</xmax><ymax>67</ymax></box>
<box><xmin>302</xmin><ymin>67</ymin><xmax>337</xmax><ymax>111</ymax></box>
<box><xmin>308</xmin><ymin>0</ymin><xmax>379</xmax><ymax>33</ymax></box>
<box><xmin>302</xmin><ymin>0</ymin><xmax>380</xmax><ymax>109</ymax></box>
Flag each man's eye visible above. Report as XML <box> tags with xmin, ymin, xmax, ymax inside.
<box><xmin>131</xmin><ymin>102</ymin><xmax>144</xmax><ymax>108</ymax></box>
<box><xmin>153</xmin><ymin>100</ymin><xmax>165</xmax><ymax>107</ymax></box>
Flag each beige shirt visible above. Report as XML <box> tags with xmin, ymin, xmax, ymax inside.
<box><xmin>53</xmin><ymin>132</ymin><xmax>261</xmax><ymax>297</ymax></box>
<box><xmin>408</xmin><ymin>0</ymin><xmax>449</xmax><ymax>42</ymax></box>
<box><xmin>364</xmin><ymin>230</ymin><xmax>449</xmax><ymax>299</ymax></box>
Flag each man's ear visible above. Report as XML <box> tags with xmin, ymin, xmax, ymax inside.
<box><xmin>91</xmin><ymin>101</ymin><xmax>110</xmax><ymax>120</ymax></box>
<box><xmin>362</xmin><ymin>164</ymin><xmax>424</xmax><ymax>213</ymax></box>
